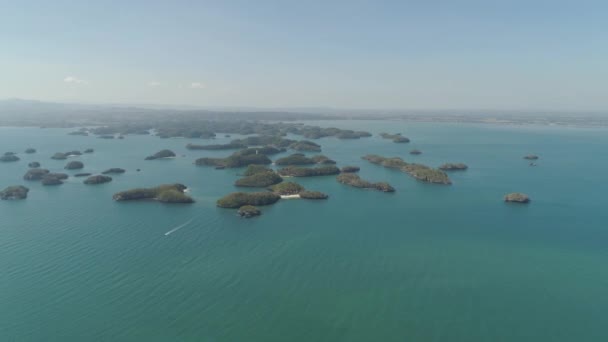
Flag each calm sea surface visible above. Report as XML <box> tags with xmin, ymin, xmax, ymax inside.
<box><xmin>1</xmin><ymin>121</ymin><xmax>607</xmax><ymax>342</ymax></box>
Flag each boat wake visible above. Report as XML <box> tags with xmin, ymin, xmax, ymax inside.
<box><xmin>164</xmin><ymin>218</ymin><xmax>194</xmax><ymax>236</ymax></box>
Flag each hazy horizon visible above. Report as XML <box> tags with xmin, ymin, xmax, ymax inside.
<box><xmin>1</xmin><ymin>1</ymin><xmax>607</xmax><ymax>111</ymax></box>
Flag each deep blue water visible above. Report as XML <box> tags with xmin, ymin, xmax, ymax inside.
<box><xmin>1</xmin><ymin>121</ymin><xmax>607</xmax><ymax>341</ymax></box>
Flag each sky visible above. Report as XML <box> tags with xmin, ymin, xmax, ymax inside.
<box><xmin>1</xmin><ymin>0</ymin><xmax>607</xmax><ymax>111</ymax></box>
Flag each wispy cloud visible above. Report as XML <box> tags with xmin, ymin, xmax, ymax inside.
<box><xmin>64</xmin><ymin>76</ymin><xmax>87</xmax><ymax>85</ymax></box>
<box><xmin>148</xmin><ymin>81</ymin><xmax>161</xmax><ymax>87</ymax></box>
<box><xmin>190</xmin><ymin>82</ymin><xmax>205</xmax><ymax>89</ymax></box>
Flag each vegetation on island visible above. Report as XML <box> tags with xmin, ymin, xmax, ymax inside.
<box><xmin>524</xmin><ymin>155</ymin><xmax>539</xmax><ymax>160</ymax></box>
<box><xmin>337</xmin><ymin>173</ymin><xmax>395</xmax><ymax>192</ymax></box>
<box><xmin>51</xmin><ymin>152</ymin><xmax>67</xmax><ymax>160</ymax></box>
<box><xmin>217</xmin><ymin>192</ymin><xmax>281</xmax><ymax>208</ymax></box>
<box><xmin>0</xmin><ymin>154</ymin><xmax>20</xmax><ymax>162</ymax></box>
<box><xmin>113</xmin><ymin>184</ymin><xmax>194</xmax><ymax>203</ymax></box>
<box><xmin>340</xmin><ymin>166</ymin><xmax>360</xmax><ymax>173</ymax></box>
<box><xmin>439</xmin><ymin>163</ymin><xmax>468</xmax><ymax>171</ymax></box>
<box><xmin>186</xmin><ymin>142</ymin><xmax>246</xmax><ymax>150</ymax></box>
<box><xmin>504</xmin><ymin>193</ymin><xmax>530</xmax><ymax>203</ymax></box>
<box><xmin>65</xmin><ymin>161</ymin><xmax>84</xmax><ymax>170</ymax></box>
<box><xmin>41</xmin><ymin>173</ymin><xmax>68</xmax><ymax>186</ymax></box>
<box><xmin>84</xmin><ymin>175</ymin><xmax>112</xmax><ymax>185</ymax></box>
<box><xmin>269</xmin><ymin>181</ymin><xmax>305</xmax><ymax>195</ymax></box>
<box><xmin>299</xmin><ymin>190</ymin><xmax>329</xmax><ymax>199</ymax></box>
<box><xmin>25</xmin><ymin>148</ymin><xmax>36</xmax><ymax>154</ymax></box>
<box><xmin>195</xmin><ymin>152</ymin><xmax>272</xmax><ymax>168</ymax></box>
<box><xmin>243</xmin><ymin>165</ymin><xmax>272</xmax><ymax>176</ymax></box>
<box><xmin>84</xmin><ymin>148</ymin><xmax>94</xmax><ymax>153</ymax></box>
<box><xmin>289</xmin><ymin>140</ymin><xmax>322</xmax><ymax>152</ymax></box>
<box><xmin>145</xmin><ymin>149</ymin><xmax>176</xmax><ymax>160</ymax></box>
<box><xmin>235</xmin><ymin>171</ymin><xmax>283</xmax><ymax>187</ymax></box>
<box><xmin>28</xmin><ymin>162</ymin><xmax>41</xmax><ymax>168</ymax></box>
<box><xmin>362</xmin><ymin>155</ymin><xmax>451</xmax><ymax>185</ymax></box>
<box><xmin>277</xmin><ymin>165</ymin><xmax>340</xmax><ymax>177</ymax></box>
<box><xmin>311</xmin><ymin>155</ymin><xmax>336</xmax><ymax>164</ymax></box>
<box><xmin>0</xmin><ymin>185</ymin><xmax>29</xmax><ymax>200</ymax></box>
<box><xmin>238</xmin><ymin>205</ymin><xmax>261</xmax><ymax>218</ymax></box>
<box><xmin>102</xmin><ymin>168</ymin><xmax>126</xmax><ymax>174</ymax></box>
<box><xmin>409</xmin><ymin>149</ymin><xmax>422</xmax><ymax>155</ymax></box>
<box><xmin>23</xmin><ymin>168</ymin><xmax>50</xmax><ymax>180</ymax></box>
<box><xmin>275</xmin><ymin>153</ymin><xmax>316</xmax><ymax>166</ymax></box>
<box><xmin>380</xmin><ymin>133</ymin><xmax>410</xmax><ymax>143</ymax></box>
<box><xmin>235</xmin><ymin>146</ymin><xmax>285</xmax><ymax>156</ymax></box>
<box><xmin>74</xmin><ymin>173</ymin><xmax>92</xmax><ymax>177</ymax></box>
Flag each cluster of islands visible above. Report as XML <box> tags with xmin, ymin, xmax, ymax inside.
<box><xmin>1</xmin><ymin>120</ymin><xmax>537</xmax><ymax>218</ymax></box>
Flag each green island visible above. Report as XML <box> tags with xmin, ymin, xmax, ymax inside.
<box><xmin>23</xmin><ymin>168</ymin><xmax>50</xmax><ymax>180</ymax></box>
<box><xmin>235</xmin><ymin>170</ymin><xmax>283</xmax><ymax>187</ymax></box>
<box><xmin>0</xmin><ymin>154</ymin><xmax>20</xmax><ymax>162</ymax></box>
<box><xmin>439</xmin><ymin>163</ymin><xmax>468</xmax><ymax>171</ymax></box>
<box><xmin>409</xmin><ymin>149</ymin><xmax>422</xmax><ymax>155</ymax></box>
<box><xmin>362</xmin><ymin>155</ymin><xmax>451</xmax><ymax>184</ymax></box>
<box><xmin>102</xmin><ymin>168</ymin><xmax>126</xmax><ymax>174</ymax></box>
<box><xmin>289</xmin><ymin>140</ymin><xmax>322</xmax><ymax>152</ymax></box>
<box><xmin>186</xmin><ymin>142</ymin><xmax>246</xmax><ymax>150</ymax></box>
<box><xmin>84</xmin><ymin>175</ymin><xmax>113</xmax><ymax>185</ymax></box>
<box><xmin>504</xmin><ymin>193</ymin><xmax>530</xmax><ymax>203</ymax></box>
<box><xmin>337</xmin><ymin>173</ymin><xmax>395</xmax><ymax>192</ymax></box>
<box><xmin>269</xmin><ymin>181</ymin><xmax>305</xmax><ymax>195</ymax></box>
<box><xmin>275</xmin><ymin>153</ymin><xmax>316</xmax><ymax>166</ymax></box>
<box><xmin>524</xmin><ymin>155</ymin><xmax>539</xmax><ymax>160</ymax></box>
<box><xmin>0</xmin><ymin>185</ymin><xmax>29</xmax><ymax>200</ymax></box>
<box><xmin>238</xmin><ymin>205</ymin><xmax>261</xmax><ymax>218</ymax></box>
<box><xmin>217</xmin><ymin>192</ymin><xmax>281</xmax><ymax>208</ymax></box>
<box><xmin>65</xmin><ymin>161</ymin><xmax>84</xmax><ymax>170</ymax></box>
<box><xmin>84</xmin><ymin>148</ymin><xmax>94</xmax><ymax>153</ymax></box>
<box><xmin>145</xmin><ymin>149</ymin><xmax>176</xmax><ymax>160</ymax></box>
<box><xmin>41</xmin><ymin>173</ymin><xmax>68</xmax><ymax>186</ymax></box>
<box><xmin>299</xmin><ymin>190</ymin><xmax>329</xmax><ymax>199</ymax></box>
<box><xmin>195</xmin><ymin>152</ymin><xmax>272</xmax><ymax>168</ymax></box>
<box><xmin>380</xmin><ymin>133</ymin><xmax>410</xmax><ymax>143</ymax></box>
<box><xmin>340</xmin><ymin>166</ymin><xmax>360</xmax><ymax>173</ymax></box>
<box><xmin>113</xmin><ymin>184</ymin><xmax>194</xmax><ymax>203</ymax></box>
<box><xmin>28</xmin><ymin>162</ymin><xmax>41</xmax><ymax>168</ymax></box>
<box><xmin>242</xmin><ymin>165</ymin><xmax>272</xmax><ymax>176</ymax></box>
<box><xmin>25</xmin><ymin>148</ymin><xmax>36</xmax><ymax>154</ymax></box>
<box><xmin>74</xmin><ymin>173</ymin><xmax>92</xmax><ymax>177</ymax></box>
<box><xmin>277</xmin><ymin>165</ymin><xmax>340</xmax><ymax>177</ymax></box>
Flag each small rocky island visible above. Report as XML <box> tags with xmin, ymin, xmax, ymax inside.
<box><xmin>74</xmin><ymin>173</ymin><xmax>92</xmax><ymax>177</ymax></box>
<box><xmin>337</xmin><ymin>173</ymin><xmax>395</xmax><ymax>192</ymax></box>
<box><xmin>25</xmin><ymin>148</ymin><xmax>36</xmax><ymax>154</ymax></box>
<box><xmin>275</xmin><ymin>153</ymin><xmax>316</xmax><ymax>166</ymax></box>
<box><xmin>289</xmin><ymin>140</ymin><xmax>322</xmax><ymax>152</ymax></box>
<box><xmin>270</xmin><ymin>181</ymin><xmax>305</xmax><ymax>195</ymax></box>
<box><xmin>217</xmin><ymin>192</ymin><xmax>281</xmax><ymax>208</ymax></box>
<box><xmin>28</xmin><ymin>162</ymin><xmax>41</xmax><ymax>168</ymax></box>
<box><xmin>524</xmin><ymin>155</ymin><xmax>539</xmax><ymax>160</ymax></box>
<box><xmin>0</xmin><ymin>185</ymin><xmax>29</xmax><ymax>200</ymax></box>
<box><xmin>504</xmin><ymin>193</ymin><xmax>531</xmax><ymax>203</ymax></box>
<box><xmin>238</xmin><ymin>205</ymin><xmax>261</xmax><ymax>218</ymax></box>
<box><xmin>65</xmin><ymin>161</ymin><xmax>84</xmax><ymax>170</ymax></box>
<box><xmin>195</xmin><ymin>152</ymin><xmax>272</xmax><ymax>168</ymax></box>
<box><xmin>84</xmin><ymin>148</ymin><xmax>94</xmax><ymax>154</ymax></box>
<box><xmin>23</xmin><ymin>168</ymin><xmax>50</xmax><ymax>180</ymax></box>
<box><xmin>299</xmin><ymin>190</ymin><xmax>329</xmax><ymax>199</ymax></box>
<box><xmin>0</xmin><ymin>153</ymin><xmax>20</xmax><ymax>162</ymax></box>
<box><xmin>409</xmin><ymin>149</ymin><xmax>422</xmax><ymax>155</ymax></box>
<box><xmin>277</xmin><ymin>165</ymin><xmax>340</xmax><ymax>177</ymax></box>
<box><xmin>380</xmin><ymin>133</ymin><xmax>410</xmax><ymax>143</ymax></box>
<box><xmin>84</xmin><ymin>175</ymin><xmax>112</xmax><ymax>185</ymax></box>
<box><xmin>102</xmin><ymin>168</ymin><xmax>126</xmax><ymax>174</ymax></box>
<box><xmin>41</xmin><ymin>173</ymin><xmax>68</xmax><ymax>186</ymax></box>
<box><xmin>439</xmin><ymin>163</ymin><xmax>468</xmax><ymax>171</ymax></box>
<box><xmin>145</xmin><ymin>149</ymin><xmax>176</xmax><ymax>160</ymax></box>
<box><xmin>113</xmin><ymin>184</ymin><xmax>194</xmax><ymax>203</ymax></box>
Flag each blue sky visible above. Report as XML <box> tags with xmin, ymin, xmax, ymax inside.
<box><xmin>1</xmin><ymin>0</ymin><xmax>607</xmax><ymax>110</ymax></box>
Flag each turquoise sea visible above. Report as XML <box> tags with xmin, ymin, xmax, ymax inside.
<box><xmin>1</xmin><ymin>121</ymin><xmax>608</xmax><ymax>342</ymax></box>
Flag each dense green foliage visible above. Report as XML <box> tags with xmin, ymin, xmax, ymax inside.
<box><xmin>23</xmin><ymin>168</ymin><xmax>50</xmax><ymax>180</ymax></box>
<box><xmin>186</xmin><ymin>142</ymin><xmax>246</xmax><ymax>150</ymax></box>
<box><xmin>195</xmin><ymin>153</ymin><xmax>272</xmax><ymax>168</ymax></box>
<box><xmin>340</xmin><ymin>166</ymin><xmax>360</xmax><ymax>173</ymax></box>
<box><xmin>235</xmin><ymin>171</ymin><xmax>283</xmax><ymax>187</ymax></box>
<box><xmin>145</xmin><ymin>149</ymin><xmax>176</xmax><ymax>160</ymax></box>
<box><xmin>275</xmin><ymin>153</ymin><xmax>316</xmax><ymax>166</ymax></box>
<box><xmin>243</xmin><ymin>165</ymin><xmax>272</xmax><ymax>176</ymax></box>
<box><xmin>289</xmin><ymin>140</ymin><xmax>321</xmax><ymax>152</ymax></box>
<box><xmin>102</xmin><ymin>168</ymin><xmax>126</xmax><ymax>174</ymax></box>
<box><xmin>380</xmin><ymin>133</ymin><xmax>410</xmax><ymax>143</ymax></box>
<box><xmin>504</xmin><ymin>193</ymin><xmax>530</xmax><ymax>203</ymax></box>
<box><xmin>0</xmin><ymin>154</ymin><xmax>20</xmax><ymax>162</ymax></box>
<box><xmin>238</xmin><ymin>205</ymin><xmax>261</xmax><ymax>218</ymax></box>
<box><xmin>216</xmin><ymin>192</ymin><xmax>281</xmax><ymax>208</ymax></box>
<box><xmin>277</xmin><ymin>165</ymin><xmax>340</xmax><ymax>177</ymax></box>
<box><xmin>234</xmin><ymin>146</ymin><xmax>285</xmax><ymax>156</ymax></box>
<box><xmin>28</xmin><ymin>162</ymin><xmax>41</xmax><ymax>168</ymax></box>
<box><xmin>113</xmin><ymin>184</ymin><xmax>194</xmax><ymax>203</ymax></box>
<box><xmin>270</xmin><ymin>182</ymin><xmax>305</xmax><ymax>195</ymax></box>
<box><xmin>299</xmin><ymin>190</ymin><xmax>329</xmax><ymax>199</ymax></box>
<box><xmin>439</xmin><ymin>163</ymin><xmax>468</xmax><ymax>171</ymax></box>
<box><xmin>362</xmin><ymin>155</ymin><xmax>451</xmax><ymax>185</ymax></box>
<box><xmin>25</xmin><ymin>148</ymin><xmax>36</xmax><ymax>154</ymax></box>
<box><xmin>337</xmin><ymin>173</ymin><xmax>395</xmax><ymax>192</ymax></box>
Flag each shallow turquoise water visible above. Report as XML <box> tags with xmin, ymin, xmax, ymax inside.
<box><xmin>1</xmin><ymin>121</ymin><xmax>607</xmax><ymax>342</ymax></box>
